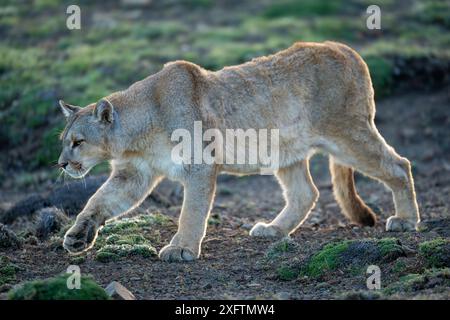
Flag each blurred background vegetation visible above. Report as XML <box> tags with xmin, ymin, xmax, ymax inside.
<box><xmin>0</xmin><ymin>0</ymin><xmax>449</xmax><ymax>188</ymax></box>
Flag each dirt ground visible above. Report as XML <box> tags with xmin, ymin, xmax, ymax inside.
<box><xmin>0</xmin><ymin>88</ymin><xmax>449</xmax><ymax>300</ymax></box>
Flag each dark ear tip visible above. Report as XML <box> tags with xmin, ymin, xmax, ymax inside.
<box><xmin>97</xmin><ymin>98</ymin><xmax>113</xmax><ymax>108</ymax></box>
<box><xmin>95</xmin><ymin>98</ymin><xmax>114</xmax><ymax>123</ymax></box>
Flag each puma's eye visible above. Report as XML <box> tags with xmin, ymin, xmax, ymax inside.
<box><xmin>72</xmin><ymin>140</ymin><xmax>84</xmax><ymax>148</ymax></box>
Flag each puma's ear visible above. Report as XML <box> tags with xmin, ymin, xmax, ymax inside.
<box><xmin>94</xmin><ymin>99</ymin><xmax>114</xmax><ymax>124</ymax></box>
<box><xmin>59</xmin><ymin>100</ymin><xmax>81</xmax><ymax>119</ymax></box>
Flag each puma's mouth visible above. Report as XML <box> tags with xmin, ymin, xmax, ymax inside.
<box><xmin>64</xmin><ymin>166</ymin><xmax>92</xmax><ymax>179</ymax></box>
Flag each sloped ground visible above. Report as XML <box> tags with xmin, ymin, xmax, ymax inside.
<box><xmin>0</xmin><ymin>89</ymin><xmax>448</xmax><ymax>299</ymax></box>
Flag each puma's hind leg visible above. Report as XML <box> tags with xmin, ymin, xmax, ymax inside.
<box><xmin>330</xmin><ymin>123</ymin><xmax>420</xmax><ymax>231</ymax></box>
<box><xmin>250</xmin><ymin>159</ymin><xmax>319</xmax><ymax>237</ymax></box>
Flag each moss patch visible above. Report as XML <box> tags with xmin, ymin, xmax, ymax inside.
<box><xmin>8</xmin><ymin>274</ymin><xmax>110</xmax><ymax>300</ymax></box>
<box><xmin>99</xmin><ymin>213</ymin><xmax>171</xmax><ymax>236</ymax></box>
<box><xmin>384</xmin><ymin>268</ymin><xmax>450</xmax><ymax>295</ymax></box>
<box><xmin>94</xmin><ymin>213</ymin><xmax>169</xmax><ymax>262</ymax></box>
<box><xmin>419</xmin><ymin>238</ymin><xmax>450</xmax><ymax>268</ymax></box>
<box><xmin>303</xmin><ymin>238</ymin><xmax>406</xmax><ymax>278</ymax></box>
<box><xmin>276</xmin><ymin>265</ymin><xmax>299</xmax><ymax>281</ymax></box>
<box><xmin>96</xmin><ymin>244</ymin><xmax>157</xmax><ymax>262</ymax></box>
<box><xmin>303</xmin><ymin>240</ymin><xmax>351</xmax><ymax>278</ymax></box>
<box><xmin>266</xmin><ymin>237</ymin><xmax>299</xmax><ymax>260</ymax></box>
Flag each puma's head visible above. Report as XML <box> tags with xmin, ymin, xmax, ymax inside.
<box><xmin>57</xmin><ymin>99</ymin><xmax>115</xmax><ymax>178</ymax></box>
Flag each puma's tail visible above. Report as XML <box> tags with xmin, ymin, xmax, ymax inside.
<box><xmin>329</xmin><ymin>156</ymin><xmax>377</xmax><ymax>226</ymax></box>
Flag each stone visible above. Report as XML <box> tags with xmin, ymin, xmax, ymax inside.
<box><xmin>105</xmin><ymin>281</ymin><xmax>136</xmax><ymax>300</ymax></box>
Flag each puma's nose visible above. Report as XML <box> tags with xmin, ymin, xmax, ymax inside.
<box><xmin>58</xmin><ymin>161</ymin><xmax>68</xmax><ymax>169</ymax></box>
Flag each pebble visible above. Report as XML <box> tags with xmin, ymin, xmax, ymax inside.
<box><xmin>105</xmin><ymin>281</ymin><xmax>136</xmax><ymax>300</ymax></box>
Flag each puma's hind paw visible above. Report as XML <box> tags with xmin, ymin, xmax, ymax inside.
<box><xmin>386</xmin><ymin>216</ymin><xmax>418</xmax><ymax>232</ymax></box>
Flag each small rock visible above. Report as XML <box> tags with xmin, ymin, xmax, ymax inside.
<box><xmin>105</xmin><ymin>281</ymin><xmax>136</xmax><ymax>300</ymax></box>
<box><xmin>35</xmin><ymin>207</ymin><xmax>70</xmax><ymax>239</ymax></box>
<box><xmin>0</xmin><ymin>223</ymin><xmax>22</xmax><ymax>249</ymax></box>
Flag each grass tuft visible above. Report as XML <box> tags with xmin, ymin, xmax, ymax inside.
<box><xmin>8</xmin><ymin>274</ymin><xmax>109</xmax><ymax>300</ymax></box>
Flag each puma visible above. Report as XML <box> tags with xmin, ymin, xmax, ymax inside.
<box><xmin>58</xmin><ymin>41</ymin><xmax>420</xmax><ymax>262</ymax></box>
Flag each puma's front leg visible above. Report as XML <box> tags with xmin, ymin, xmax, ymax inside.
<box><xmin>159</xmin><ymin>168</ymin><xmax>217</xmax><ymax>262</ymax></box>
<box><xmin>63</xmin><ymin>161</ymin><xmax>161</xmax><ymax>254</ymax></box>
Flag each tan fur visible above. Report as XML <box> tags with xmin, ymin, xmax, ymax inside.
<box><xmin>58</xmin><ymin>41</ymin><xmax>420</xmax><ymax>261</ymax></box>
<box><xmin>329</xmin><ymin>157</ymin><xmax>376</xmax><ymax>226</ymax></box>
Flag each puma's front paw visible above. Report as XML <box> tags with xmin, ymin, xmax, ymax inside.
<box><xmin>63</xmin><ymin>218</ymin><xmax>98</xmax><ymax>254</ymax></box>
<box><xmin>386</xmin><ymin>216</ymin><xmax>418</xmax><ymax>232</ymax></box>
<box><xmin>249</xmin><ymin>222</ymin><xmax>286</xmax><ymax>238</ymax></box>
<box><xmin>159</xmin><ymin>245</ymin><xmax>198</xmax><ymax>262</ymax></box>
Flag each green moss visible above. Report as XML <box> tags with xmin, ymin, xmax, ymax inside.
<box><xmin>8</xmin><ymin>274</ymin><xmax>109</xmax><ymax>300</ymax></box>
<box><xmin>303</xmin><ymin>240</ymin><xmax>350</xmax><ymax>278</ymax></box>
<box><xmin>384</xmin><ymin>268</ymin><xmax>450</xmax><ymax>295</ymax></box>
<box><xmin>106</xmin><ymin>234</ymin><xmax>146</xmax><ymax>246</ymax></box>
<box><xmin>392</xmin><ymin>260</ymin><xmax>408</xmax><ymax>273</ymax></box>
<box><xmin>95</xmin><ymin>251</ymin><xmax>120</xmax><ymax>263</ymax></box>
<box><xmin>0</xmin><ymin>256</ymin><xmax>18</xmax><ymax>286</ymax></box>
<box><xmin>100</xmin><ymin>213</ymin><xmax>171</xmax><ymax>236</ymax></box>
<box><xmin>266</xmin><ymin>237</ymin><xmax>298</xmax><ymax>259</ymax></box>
<box><xmin>276</xmin><ymin>265</ymin><xmax>299</xmax><ymax>281</ymax></box>
<box><xmin>95</xmin><ymin>244</ymin><xmax>156</xmax><ymax>262</ymax></box>
<box><xmin>302</xmin><ymin>238</ymin><xmax>406</xmax><ymax>278</ymax></box>
<box><xmin>94</xmin><ymin>213</ymin><xmax>170</xmax><ymax>262</ymax></box>
<box><xmin>94</xmin><ymin>214</ymin><xmax>166</xmax><ymax>262</ymax></box>
<box><xmin>378</xmin><ymin>238</ymin><xmax>404</xmax><ymax>257</ymax></box>
<box><xmin>419</xmin><ymin>238</ymin><xmax>450</xmax><ymax>268</ymax></box>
